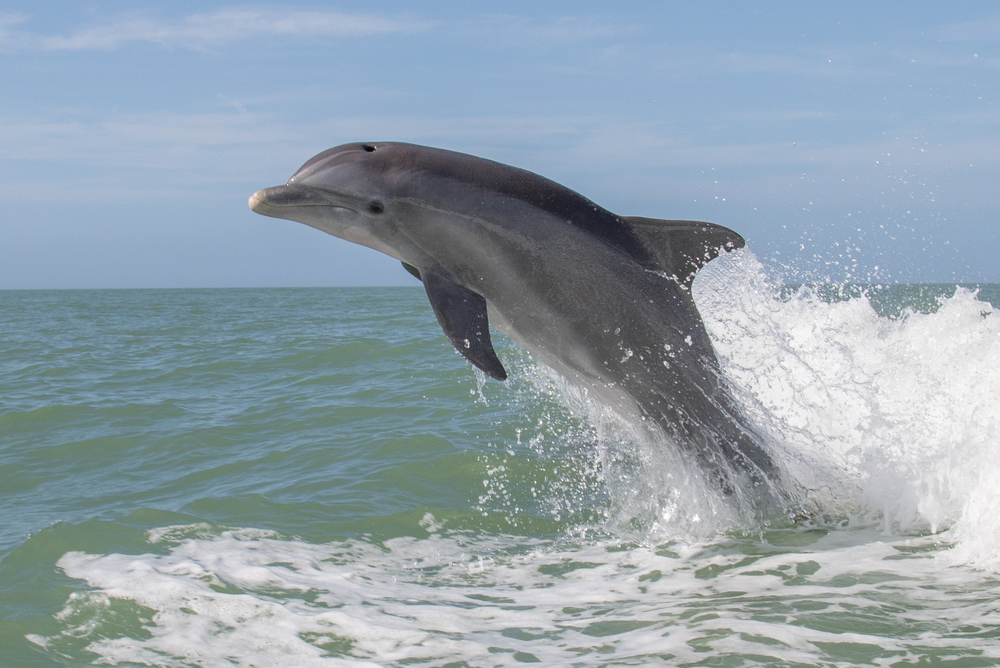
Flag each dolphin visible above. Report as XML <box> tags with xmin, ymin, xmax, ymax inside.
<box><xmin>250</xmin><ymin>142</ymin><xmax>776</xmax><ymax>487</ymax></box>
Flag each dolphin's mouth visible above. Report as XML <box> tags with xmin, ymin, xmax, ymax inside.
<box><xmin>249</xmin><ymin>185</ymin><xmax>357</xmax><ymax>217</ymax></box>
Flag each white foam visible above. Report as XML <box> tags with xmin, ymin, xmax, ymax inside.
<box><xmin>31</xmin><ymin>523</ymin><xmax>1000</xmax><ymax>666</ymax></box>
<box><xmin>695</xmin><ymin>250</ymin><xmax>1000</xmax><ymax>561</ymax></box>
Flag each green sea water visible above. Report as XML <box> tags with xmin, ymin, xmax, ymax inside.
<box><xmin>2</xmin><ymin>268</ymin><xmax>1000</xmax><ymax>666</ymax></box>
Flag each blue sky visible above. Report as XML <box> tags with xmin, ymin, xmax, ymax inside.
<box><xmin>2</xmin><ymin>1</ymin><xmax>998</xmax><ymax>288</ymax></box>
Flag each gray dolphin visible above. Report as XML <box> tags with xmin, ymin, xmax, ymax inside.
<box><xmin>250</xmin><ymin>142</ymin><xmax>776</xmax><ymax>487</ymax></box>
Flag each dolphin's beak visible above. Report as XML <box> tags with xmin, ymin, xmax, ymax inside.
<box><xmin>249</xmin><ymin>184</ymin><xmax>347</xmax><ymax>219</ymax></box>
<box><xmin>248</xmin><ymin>189</ymin><xmax>269</xmax><ymax>213</ymax></box>
<box><xmin>250</xmin><ymin>185</ymin><xmax>303</xmax><ymax>216</ymax></box>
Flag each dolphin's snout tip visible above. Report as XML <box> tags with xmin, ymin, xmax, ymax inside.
<box><xmin>248</xmin><ymin>190</ymin><xmax>266</xmax><ymax>213</ymax></box>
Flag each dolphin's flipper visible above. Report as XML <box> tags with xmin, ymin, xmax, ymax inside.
<box><xmin>623</xmin><ymin>217</ymin><xmax>745</xmax><ymax>288</ymax></box>
<box><xmin>421</xmin><ymin>271</ymin><xmax>508</xmax><ymax>381</ymax></box>
<box><xmin>401</xmin><ymin>262</ymin><xmax>422</xmax><ymax>281</ymax></box>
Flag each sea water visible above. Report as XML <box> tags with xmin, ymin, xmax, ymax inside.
<box><xmin>1</xmin><ymin>251</ymin><xmax>999</xmax><ymax>667</ymax></box>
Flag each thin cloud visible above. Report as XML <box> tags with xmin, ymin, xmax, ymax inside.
<box><xmin>1</xmin><ymin>8</ymin><xmax>432</xmax><ymax>51</ymax></box>
<box><xmin>940</xmin><ymin>15</ymin><xmax>1000</xmax><ymax>42</ymax></box>
<box><xmin>0</xmin><ymin>12</ymin><xmax>28</xmax><ymax>45</ymax></box>
<box><xmin>466</xmin><ymin>13</ymin><xmax>639</xmax><ymax>45</ymax></box>
<box><xmin>7</xmin><ymin>109</ymin><xmax>990</xmax><ymax>187</ymax></box>
<box><xmin>725</xmin><ymin>110</ymin><xmax>829</xmax><ymax>123</ymax></box>
<box><xmin>0</xmin><ymin>12</ymin><xmax>26</xmax><ymax>28</ymax></box>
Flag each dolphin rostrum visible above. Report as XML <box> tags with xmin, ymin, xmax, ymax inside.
<box><xmin>250</xmin><ymin>142</ymin><xmax>776</xmax><ymax>487</ymax></box>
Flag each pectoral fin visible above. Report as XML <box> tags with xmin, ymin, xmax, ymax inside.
<box><xmin>401</xmin><ymin>262</ymin><xmax>422</xmax><ymax>281</ymax></box>
<box><xmin>422</xmin><ymin>272</ymin><xmax>507</xmax><ymax>381</ymax></box>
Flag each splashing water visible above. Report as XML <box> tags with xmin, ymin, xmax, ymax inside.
<box><xmin>695</xmin><ymin>250</ymin><xmax>1000</xmax><ymax>556</ymax></box>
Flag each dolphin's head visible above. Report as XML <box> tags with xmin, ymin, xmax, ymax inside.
<box><xmin>249</xmin><ymin>142</ymin><xmax>404</xmax><ymax>259</ymax></box>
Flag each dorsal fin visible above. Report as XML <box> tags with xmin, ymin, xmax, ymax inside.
<box><xmin>622</xmin><ymin>217</ymin><xmax>745</xmax><ymax>289</ymax></box>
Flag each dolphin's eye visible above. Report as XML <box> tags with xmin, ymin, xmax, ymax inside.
<box><xmin>362</xmin><ymin>144</ymin><xmax>377</xmax><ymax>152</ymax></box>
<box><xmin>368</xmin><ymin>201</ymin><xmax>385</xmax><ymax>214</ymax></box>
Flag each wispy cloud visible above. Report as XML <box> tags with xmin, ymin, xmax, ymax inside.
<box><xmin>468</xmin><ymin>13</ymin><xmax>639</xmax><ymax>44</ymax></box>
<box><xmin>0</xmin><ymin>12</ymin><xmax>26</xmax><ymax>27</ymax></box>
<box><xmin>0</xmin><ymin>12</ymin><xmax>27</xmax><ymax>44</ymax></box>
<box><xmin>0</xmin><ymin>8</ymin><xmax>432</xmax><ymax>51</ymax></box>
<box><xmin>940</xmin><ymin>15</ymin><xmax>1000</xmax><ymax>42</ymax></box>
<box><xmin>8</xmin><ymin>108</ymin><xmax>998</xmax><ymax>206</ymax></box>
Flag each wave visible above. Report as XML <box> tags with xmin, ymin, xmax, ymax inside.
<box><xmin>694</xmin><ymin>250</ymin><xmax>1000</xmax><ymax>566</ymax></box>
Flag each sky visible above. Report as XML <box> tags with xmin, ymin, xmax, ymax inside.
<box><xmin>1</xmin><ymin>1</ymin><xmax>998</xmax><ymax>289</ymax></box>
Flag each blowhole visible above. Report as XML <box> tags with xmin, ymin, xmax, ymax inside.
<box><xmin>368</xmin><ymin>201</ymin><xmax>385</xmax><ymax>214</ymax></box>
<box><xmin>362</xmin><ymin>144</ymin><xmax>377</xmax><ymax>152</ymax></box>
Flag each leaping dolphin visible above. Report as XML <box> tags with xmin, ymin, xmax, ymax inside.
<box><xmin>250</xmin><ymin>142</ymin><xmax>776</xmax><ymax>487</ymax></box>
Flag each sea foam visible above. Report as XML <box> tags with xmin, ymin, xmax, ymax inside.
<box><xmin>30</xmin><ymin>523</ymin><xmax>1000</xmax><ymax>667</ymax></box>
<box><xmin>695</xmin><ymin>250</ymin><xmax>1000</xmax><ymax>559</ymax></box>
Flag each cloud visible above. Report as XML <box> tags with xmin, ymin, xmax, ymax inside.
<box><xmin>4</xmin><ymin>109</ymin><xmax>996</xmax><ymax>173</ymax></box>
<box><xmin>467</xmin><ymin>13</ymin><xmax>639</xmax><ymax>44</ymax></box>
<box><xmin>0</xmin><ymin>110</ymin><xmax>306</xmax><ymax>195</ymax></box>
<box><xmin>3</xmin><ymin>95</ymin><xmax>999</xmax><ymax>216</ymax></box>
<box><xmin>1</xmin><ymin>8</ymin><xmax>432</xmax><ymax>51</ymax></box>
<box><xmin>0</xmin><ymin>12</ymin><xmax>27</xmax><ymax>44</ymax></box>
<box><xmin>724</xmin><ymin>110</ymin><xmax>829</xmax><ymax>123</ymax></box>
<box><xmin>940</xmin><ymin>15</ymin><xmax>1000</xmax><ymax>42</ymax></box>
<box><xmin>0</xmin><ymin>12</ymin><xmax>26</xmax><ymax>27</ymax></box>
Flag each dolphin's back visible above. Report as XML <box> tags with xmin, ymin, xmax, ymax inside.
<box><xmin>392</xmin><ymin>144</ymin><xmax>649</xmax><ymax>254</ymax></box>
<box><xmin>389</xmin><ymin>144</ymin><xmax>744</xmax><ymax>287</ymax></box>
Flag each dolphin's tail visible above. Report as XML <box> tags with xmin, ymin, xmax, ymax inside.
<box><xmin>651</xmin><ymin>387</ymin><xmax>791</xmax><ymax>513</ymax></box>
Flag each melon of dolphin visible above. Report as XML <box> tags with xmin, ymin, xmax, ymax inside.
<box><xmin>250</xmin><ymin>142</ymin><xmax>776</xmax><ymax>485</ymax></box>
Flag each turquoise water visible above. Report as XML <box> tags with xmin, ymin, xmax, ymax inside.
<box><xmin>2</xmin><ymin>255</ymin><xmax>1000</xmax><ymax>666</ymax></box>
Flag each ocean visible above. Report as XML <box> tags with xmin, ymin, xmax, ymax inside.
<box><xmin>2</xmin><ymin>250</ymin><xmax>999</xmax><ymax>667</ymax></box>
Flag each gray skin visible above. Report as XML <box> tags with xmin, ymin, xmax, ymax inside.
<box><xmin>250</xmin><ymin>142</ymin><xmax>776</xmax><ymax>486</ymax></box>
